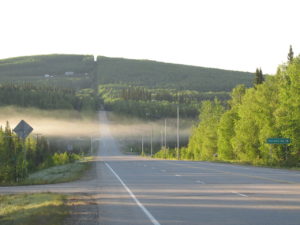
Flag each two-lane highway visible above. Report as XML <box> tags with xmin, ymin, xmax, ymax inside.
<box><xmin>1</xmin><ymin>111</ymin><xmax>300</xmax><ymax>225</ymax></box>
<box><xmin>97</xmin><ymin>111</ymin><xmax>300</xmax><ymax>225</ymax></box>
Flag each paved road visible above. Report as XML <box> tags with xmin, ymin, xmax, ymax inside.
<box><xmin>1</xmin><ymin>111</ymin><xmax>300</xmax><ymax>225</ymax></box>
<box><xmin>97</xmin><ymin>112</ymin><xmax>300</xmax><ymax>225</ymax></box>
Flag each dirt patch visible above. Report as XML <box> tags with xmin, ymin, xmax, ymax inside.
<box><xmin>64</xmin><ymin>194</ymin><xmax>99</xmax><ymax>225</ymax></box>
<box><xmin>64</xmin><ymin>161</ymin><xmax>99</xmax><ymax>225</ymax></box>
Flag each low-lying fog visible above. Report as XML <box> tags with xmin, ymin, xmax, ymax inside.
<box><xmin>0</xmin><ymin>106</ymin><xmax>196</xmax><ymax>140</ymax></box>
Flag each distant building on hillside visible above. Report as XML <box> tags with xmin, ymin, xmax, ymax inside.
<box><xmin>65</xmin><ymin>72</ymin><xmax>74</xmax><ymax>76</ymax></box>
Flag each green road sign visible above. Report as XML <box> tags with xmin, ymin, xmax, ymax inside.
<box><xmin>267</xmin><ymin>138</ymin><xmax>291</xmax><ymax>144</ymax></box>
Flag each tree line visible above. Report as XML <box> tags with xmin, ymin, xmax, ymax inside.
<box><xmin>0</xmin><ymin>122</ymin><xmax>90</xmax><ymax>184</ymax></box>
<box><xmin>156</xmin><ymin>49</ymin><xmax>300</xmax><ymax>167</ymax></box>
<box><xmin>96</xmin><ymin>56</ymin><xmax>253</xmax><ymax>92</ymax></box>
<box><xmin>0</xmin><ymin>83</ymin><xmax>98</xmax><ymax>111</ymax></box>
<box><xmin>99</xmin><ymin>84</ymin><xmax>230</xmax><ymax>119</ymax></box>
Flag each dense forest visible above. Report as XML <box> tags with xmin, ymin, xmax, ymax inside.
<box><xmin>0</xmin><ymin>54</ymin><xmax>96</xmax><ymax>89</ymax></box>
<box><xmin>0</xmin><ymin>54</ymin><xmax>95</xmax><ymax>77</ymax></box>
<box><xmin>0</xmin><ymin>54</ymin><xmax>254</xmax><ymax>119</ymax></box>
<box><xmin>0</xmin><ymin>122</ymin><xmax>90</xmax><ymax>184</ymax></box>
<box><xmin>96</xmin><ymin>56</ymin><xmax>254</xmax><ymax>92</ymax></box>
<box><xmin>0</xmin><ymin>84</ymin><xmax>97</xmax><ymax>111</ymax></box>
<box><xmin>155</xmin><ymin>53</ymin><xmax>300</xmax><ymax>167</ymax></box>
<box><xmin>0</xmin><ymin>54</ymin><xmax>253</xmax><ymax>92</ymax></box>
<box><xmin>99</xmin><ymin>84</ymin><xmax>230</xmax><ymax>119</ymax></box>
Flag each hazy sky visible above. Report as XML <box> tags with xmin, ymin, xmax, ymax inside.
<box><xmin>1</xmin><ymin>0</ymin><xmax>299</xmax><ymax>74</ymax></box>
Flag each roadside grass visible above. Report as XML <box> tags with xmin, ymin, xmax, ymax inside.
<box><xmin>22</xmin><ymin>157</ymin><xmax>93</xmax><ymax>185</ymax></box>
<box><xmin>0</xmin><ymin>193</ymin><xmax>68</xmax><ymax>225</ymax></box>
<box><xmin>153</xmin><ymin>151</ymin><xmax>300</xmax><ymax>171</ymax></box>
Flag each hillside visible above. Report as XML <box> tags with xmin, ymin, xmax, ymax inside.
<box><xmin>0</xmin><ymin>54</ymin><xmax>254</xmax><ymax>92</ymax></box>
<box><xmin>0</xmin><ymin>54</ymin><xmax>95</xmax><ymax>77</ymax></box>
<box><xmin>0</xmin><ymin>54</ymin><xmax>96</xmax><ymax>89</ymax></box>
<box><xmin>96</xmin><ymin>56</ymin><xmax>254</xmax><ymax>91</ymax></box>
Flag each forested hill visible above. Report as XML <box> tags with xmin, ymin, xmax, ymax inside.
<box><xmin>0</xmin><ymin>54</ymin><xmax>254</xmax><ymax>92</ymax></box>
<box><xmin>96</xmin><ymin>56</ymin><xmax>254</xmax><ymax>91</ymax></box>
<box><xmin>0</xmin><ymin>54</ymin><xmax>95</xmax><ymax>77</ymax></box>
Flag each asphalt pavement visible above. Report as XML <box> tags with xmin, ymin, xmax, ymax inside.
<box><xmin>96</xmin><ymin>111</ymin><xmax>300</xmax><ymax>225</ymax></box>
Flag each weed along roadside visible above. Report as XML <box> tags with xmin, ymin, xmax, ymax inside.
<box><xmin>0</xmin><ymin>193</ymin><xmax>68</xmax><ymax>225</ymax></box>
<box><xmin>22</xmin><ymin>156</ymin><xmax>92</xmax><ymax>185</ymax></box>
<box><xmin>0</xmin><ymin>157</ymin><xmax>93</xmax><ymax>225</ymax></box>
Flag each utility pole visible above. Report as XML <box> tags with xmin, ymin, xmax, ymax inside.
<box><xmin>164</xmin><ymin>119</ymin><xmax>167</xmax><ymax>149</ymax></box>
<box><xmin>90</xmin><ymin>136</ymin><xmax>93</xmax><ymax>155</ymax></box>
<box><xmin>161</xmin><ymin>129</ymin><xmax>163</xmax><ymax>149</ymax></box>
<box><xmin>141</xmin><ymin>135</ymin><xmax>144</xmax><ymax>155</ymax></box>
<box><xmin>177</xmin><ymin>106</ymin><xmax>180</xmax><ymax>160</ymax></box>
<box><xmin>35</xmin><ymin>133</ymin><xmax>42</xmax><ymax>140</ymax></box>
<box><xmin>151</xmin><ymin>126</ymin><xmax>153</xmax><ymax>157</ymax></box>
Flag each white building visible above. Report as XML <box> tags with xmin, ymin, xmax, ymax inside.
<box><xmin>65</xmin><ymin>72</ymin><xmax>74</xmax><ymax>76</ymax></box>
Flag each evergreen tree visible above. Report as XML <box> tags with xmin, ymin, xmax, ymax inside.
<box><xmin>288</xmin><ymin>45</ymin><xmax>294</xmax><ymax>63</ymax></box>
<box><xmin>254</xmin><ymin>68</ymin><xmax>264</xmax><ymax>85</ymax></box>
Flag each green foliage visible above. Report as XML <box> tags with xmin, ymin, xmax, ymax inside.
<box><xmin>96</xmin><ymin>56</ymin><xmax>253</xmax><ymax>92</ymax></box>
<box><xmin>99</xmin><ymin>84</ymin><xmax>229</xmax><ymax>119</ymax></box>
<box><xmin>0</xmin><ymin>193</ymin><xmax>68</xmax><ymax>225</ymax></box>
<box><xmin>187</xmin><ymin>99</ymin><xmax>224</xmax><ymax>160</ymax></box>
<box><xmin>0</xmin><ymin>83</ymin><xmax>98</xmax><ymax>111</ymax></box>
<box><xmin>154</xmin><ymin>147</ymin><xmax>177</xmax><ymax>159</ymax></box>
<box><xmin>254</xmin><ymin>68</ymin><xmax>264</xmax><ymax>85</ymax></box>
<box><xmin>0</xmin><ymin>54</ymin><xmax>94</xmax><ymax>77</ymax></box>
<box><xmin>0</xmin><ymin>54</ymin><xmax>96</xmax><ymax>90</ymax></box>
<box><xmin>24</xmin><ymin>159</ymin><xmax>90</xmax><ymax>185</ymax></box>
<box><xmin>0</xmin><ymin>54</ymin><xmax>253</xmax><ymax>93</ymax></box>
<box><xmin>52</xmin><ymin>152</ymin><xmax>70</xmax><ymax>166</ymax></box>
<box><xmin>160</xmin><ymin>55</ymin><xmax>300</xmax><ymax>167</ymax></box>
<box><xmin>0</xmin><ymin>122</ymin><xmax>90</xmax><ymax>184</ymax></box>
<box><xmin>288</xmin><ymin>45</ymin><xmax>294</xmax><ymax>63</ymax></box>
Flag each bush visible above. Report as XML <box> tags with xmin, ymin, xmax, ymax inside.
<box><xmin>52</xmin><ymin>152</ymin><xmax>70</xmax><ymax>166</ymax></box>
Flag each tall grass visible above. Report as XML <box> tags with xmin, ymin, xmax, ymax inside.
<box><xmin>0</xmin><ymin>193</ymin><xmax>68</xmax><ymax>225</ymax></box>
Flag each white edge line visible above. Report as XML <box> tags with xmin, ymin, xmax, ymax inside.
<box><xmin>105</xmin><ymin>162</ymin><xmax>161</xmax><ymax>225</ymax></box>
<box><xmin>232</xmin><ymin>191</ymin><xmax>248</xmax><ymax>197</ymax></box>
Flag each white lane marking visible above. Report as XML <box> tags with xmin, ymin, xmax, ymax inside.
<box><xmin>231</xmin><ymin>191</ymin><xmax>248</xmax><ymax>197</ymax></box>
<box><xmin>175</xmin><ymin>174</ymin><xmax>181</xmax><ymax>177</ymax></box>
<box><xmin>105</xmin><ymin>163</ymin><xmax>161</xmax><ymax>225</ymax></box>
<box><xmin>196</xmin><ymin>180</ymin><xmax>205</xmax><ymax>184</ymax></box>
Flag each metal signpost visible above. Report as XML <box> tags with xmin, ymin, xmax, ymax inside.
<box><xmin>13</xmin><ymin>120</ymin><xmax>33</xmax><ymax>176</ymax></box>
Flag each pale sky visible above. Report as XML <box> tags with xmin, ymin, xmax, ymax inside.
<box><xmin>1</xmin><ymin>0</ymin><xmax>299</xmax><ymax>74</ymax></box>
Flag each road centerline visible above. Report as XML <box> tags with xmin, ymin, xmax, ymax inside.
<box><xmin>231</xmin><ymin>191</ymin><xmax>249</xmax><ymax>198</ymax></box>
<box><xmin>105</xmin><ymin>162</ymin><xmax>161</xmax><ymax>225</ymax></box>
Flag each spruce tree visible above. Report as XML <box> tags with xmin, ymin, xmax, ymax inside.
<box><xmin>259</xmin><ymin>68</ymin><xmax>264</xmax><ymax>83</ymax></box>
<box><xmin>254</xmin><ymin>68</ymin><xmax>264</xmax><ymax>85</ymax></box>
<box><xmin>288</xmin><ymin>45</ymin><xmax>294</xmax><ymax>63</ymax></box>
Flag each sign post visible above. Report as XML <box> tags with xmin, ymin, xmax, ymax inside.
<box><xmin>13</xmin><ymin>120</ymin><xmax>33</xmax><ymax>177</ymax></box>
<box><xmin>266</xmin><ymin>138</ymin><xmax>291</xmax><ymax>161</ymax></box>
